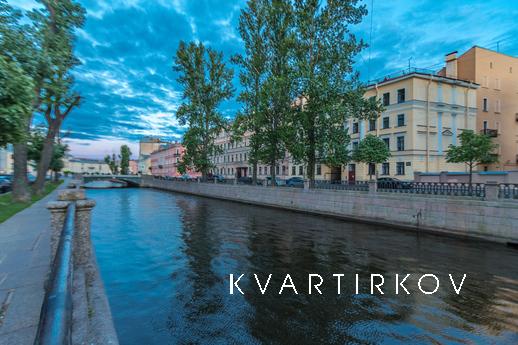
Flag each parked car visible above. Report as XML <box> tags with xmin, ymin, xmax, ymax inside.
<box><xmin>377</xmin><ymin>177</ymin><xmax>413</xmax><ymax>189</ymax></box>
<box><xmin>0</xmin><ymin>175</ymin><xmax>12</xmax><ymax>193</ymax></box>
<box><xmin>179</xmin><ymin>174</ymin><xmax>195</xmax><ymax>181</ymax></box>
<box><xmin>286</xmin><ymin>176</ymin><xmax>304</xmax><ymax>188</ymax></box>
<box><xmin>207</xmin><ymin>174</ymin><xmax>225</xmax><ymax>183</ymax></box>
<box><xmin>265</xmin><ymin>176</ymin><xmax>285</xmax><ymax>186</ymax></box>
<box><xmin>237</xmin><ymin>176</ymin><xmax>253</xmax><ymax>185</ymax></box>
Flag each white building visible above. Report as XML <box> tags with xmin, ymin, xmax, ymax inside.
<box><xmin>63</xmin><ymin>156</ymin><xmax>112</xmax><ymax>175</ymax></box>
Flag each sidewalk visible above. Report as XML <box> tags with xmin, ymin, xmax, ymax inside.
<box><xmin>0</xmin><ymin>184</ymin><xmax>65</xmax><ymax>345</ymax></box>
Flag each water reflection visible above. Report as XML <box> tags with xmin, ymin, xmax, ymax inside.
<box><xmin>89</xmin><ymin>188</ymin><xmax>518</xmax><ymax>345</ymax></box>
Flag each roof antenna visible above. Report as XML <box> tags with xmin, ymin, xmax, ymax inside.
<box><xmin>367</xmin><ymin>0</ymin><xmax>374</xmax><ymax>81</ymax></box>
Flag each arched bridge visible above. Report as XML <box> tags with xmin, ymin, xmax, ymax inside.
<box><xmin>82</xmin><ymin>175</ymin><xmax>142</xmax><ymax>187</ymax></box>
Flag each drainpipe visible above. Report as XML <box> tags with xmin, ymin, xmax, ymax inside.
<box><xmin>426</xmin><ymin>75</ymin><xmax>432</xmax><ymax>173</ymax></box>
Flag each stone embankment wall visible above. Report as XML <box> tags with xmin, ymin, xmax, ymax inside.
<box><xmin>141</xmin><ymin>176</ymin><xmax>518</xmax><ymax>245</ymax></box>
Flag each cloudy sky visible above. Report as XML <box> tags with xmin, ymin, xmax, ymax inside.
<box><xmin>13</xmin><ymin>0</ymin><xmax>518</xmax><ymax>159</ymax></box>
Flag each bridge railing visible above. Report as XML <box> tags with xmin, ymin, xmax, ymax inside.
<box><xmin>35</xmin><ymin>187</ymin><xmax>119</xmax><ymax>345</ymax></box>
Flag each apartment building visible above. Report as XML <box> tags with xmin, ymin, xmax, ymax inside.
<box><xmin>138</xmin><ymin>137</ymin><xmax>169</xmax><ymax>174</ymax></box>
<box><xmin>63</xmin><ymin>157</ymin><xmax>112</xmax><ymax>175</ymax></box>
<box><xmin>440</xmin><ymin>46</ymin><xmax>518</xmax><ymax>170</ymax></box>
<box><xmin>149</xmin><ymin>143</ymin><xmax>186</xmax><ymax>177</ymax></box>
<box><xmin>0</xmin><ymin>145</ymin><xmax>13</xmax><ymax>174</ymax></box>
<box><xmin>347</xmin><ymin>69</ymin><xmax>479</xmax><ymax>181</ymax></box>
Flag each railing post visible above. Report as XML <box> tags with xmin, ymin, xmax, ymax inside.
<box><xmin>46</xmin><ymin>201</ymin><xmax>71</xmax><ymax>260</ymax></box>
<box><xmin>485</xmin><ymin>181</ymin><xmax>499</xmax><ymax>201</ymax></box>
<box><xmin>368</xmin><ymin>180</ymin><xmax>377</xmax><ymax>194</ymax></box>
<box><xmin>74</xmin><ymin>199</ymin><xmax>96</xmax><ymax>277</ymax></box>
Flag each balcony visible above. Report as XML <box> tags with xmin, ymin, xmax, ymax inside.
<box><xmin>480</xmin><ymin>129</ymin><xmax>498</xmax><ymax>137</ymax></box>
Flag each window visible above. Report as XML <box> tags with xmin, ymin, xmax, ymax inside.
<box><xmin>482</xmin><ymin>76</ymin><xmax>488</xmax><ymax>87</ymax></box>
<box><xmin>510</xmin><ymin>67</ymin><xmax>513</xmax><ymax>74</ymax></box>
<box><xmin>352</xmin><ymin>122</ymin><xmax>359</xmax><ymax>134</ymax></box>
<box><xmin>495</xmin><ymin>99</ymin><xmax>501</xmax><ymax>113</ymax></box>
<box><xmin>490</xmin><ymin>62</ymin><xmax>493</xmax><ymax>69</ymax></box>
<box><xmin>276</xmin><ymin>165</ymin><xmax>279</xmax><ymax>175</ymax></box>
<box><xmin>383</xmin><ymin>92</ymin><xmax>390</xmax><ymax>106</ymax></box>
<box><xmin>397</xmin><ymin>136</ymin><xmax>405</xmax><ymax>151</ymax></box>
<box><xmin>368</xmin><ymin>163</ymin><xmax>375</xmax><ymax>176</ymax></box>
<box><xmin>397</xmin><ymin>114</ymin><xmax>405</xmax><ymax>127</ymax></box>
<box><xmin>352</xmin><ymin>141</ymin><xmax>359</xmax><ymax>151</ymax></box>
<box><xmin>382</xmin><ymin>137</ymin><xmax>390</xmax><ymax>150</ymax></box>
<box><xmin>382</xmin><ymin>163</ymin><xmax>390</xmax><ymax>175</ymax></box>
<box><xmin>483</xmin><ymin>120</ymin><xmax>488</xmax><ymax>130</ymax></box>
<box><xmin>316</xmin><ymin>164</ymin><xmax>322</xmax><ymax>175</ymax></box>
<box><xmin>265</xmin><ymin>166</ymin><xmax>268</xmax><ymax>175</ymax></box>
<box><xmin>396</xmin><ymin>162</ymin><xmax>405</xmax><ymax>175</ymax></box>
<box><xmin>292</xmin><ymin>166</ymin><xmax>296</xmax><ymax>175</ymax></box>
<box><xmin>382</xmin><ymin>117</ymin><xmax>390</xmax><ymax>129</ymax></box>
<box><xmin>483</xmin><ymin>98</ymin><xmax>488</xmax><ymax>112</ymax></box>
<box><xmin>495</xmin><ymin>78</ymin><xmax>501</xmax><ymax>90</ymax></box>
<box><xmin>369</xmin><ymin>119</ymin><xmax>376</xmax><ymax>131</ymax></box>
<box><xmin>397</xmin><ymin>89</ymin><xmax>405</xmax><ymax>103</ymax></box>
<box><xmin>299</xmin><ymin>166</ymin><xmax>303</xmax><ymax>175</ymax></box>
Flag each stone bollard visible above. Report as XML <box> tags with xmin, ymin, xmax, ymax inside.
<box><xmin>58</xmin><ymin>188</ymin><xmax>86</xmax><ymax>202</ymax></box>
<box><xmin>368</xmin><ymin>180</ymin><xmax>377</xmax><ymax>194</ymax></box>
<box><xmin>304</xmin><ymin>179</ymin><xmax>310</xmax><ymax>190</ymax></box>
<box><xmin>485</xmin><ymin>181</ymin><xmax>499</xmax><ymax>201</ymax></box>
<box><xmin>214</xmin><ymin>177</ymin><xmax>217</xmax><ymax>184</ymax></box>
<box><xmin>46</xmin><ymin>201</ymin><xmax>71</xmax><ymax>261</ymax></box>
<box><xmin>75</xmin><ymin>199</ymin><xmax>96</xmax><ymax>283</ymax></box>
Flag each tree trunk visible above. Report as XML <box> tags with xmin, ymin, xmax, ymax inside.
<box><xmin>307</xmin><ymin>123</ymin><xmax>316</xmax><ymax>188</ymax></box>
<box><xmin>12</xmin><ymin>142</ymin><xmax>30</xmax><ymax>202</ymax></box>
<box><xmin>252</xmin><ymin>161</ymin><xmax>257</xmax><ymax>185</ymax></box>
<box><xmin>33</xmin><ymin>133</ymin><xmax>54</xmax><ymax>195</ymax></box>
<box><xmin>468</xmin><ymin>163</ymin><xmax>473</xmax><ymax>195</ymax></box>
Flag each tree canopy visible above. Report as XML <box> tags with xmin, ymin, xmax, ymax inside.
<box><xmin>173</xmin><ymin>41</ymin><xmax>234</xmax><ymax>178</ymax></box>
<box><xmin>352</xmin><ymin>134</ymin><xmax>391</xmax><ymax>180</ymax></box>
<box><xmin>120</xmin><ymin>145</ymin><xmax>132</xmax><ymax>175</ymax></box>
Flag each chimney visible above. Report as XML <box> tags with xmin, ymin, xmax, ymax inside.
<box><xmin>445</xmin><ymin>51</ymin><xmax>458</xmax><ymax>79</ymax></box>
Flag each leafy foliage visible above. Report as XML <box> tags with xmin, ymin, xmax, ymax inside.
<box><xmin>352</xmin><ymin>134</ymin><xmax>391</xmax><ymax>180</ymax></box>
<box><xmin>446</xmin><ymin>130</ymin><xmax>498</xmax><ymax>184</ymax></box>
<box><xmin>27</xmin><ymin>127</ymin><xmax>68</xmax><ymax>175</ymax></box>
<box><xmin>173</xmin><ymin>41</ymin><xmax>234</xmax><ymax>178</ymax></box>
<box><xmin>104</xmin><ymin>154</ymin><xmax>119</xmax><ymax>175</ymax></box>
<box><xmin>288</xmin><ymin>0</ymin><xmax>382</xmax><ymax>182</ymax></box>
<box><xmin>119</xmin><ymin>145</ymin><xmax>132</xmax><ymax>175</ymax></box>
<box><xmin>0</xmin><ymin>56</ymin><xmax>33</xmax><ymax>146</ymax></box>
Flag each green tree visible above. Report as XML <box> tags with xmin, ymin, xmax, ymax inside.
<box><xmin>0</xmin><ymin>0</ymin><xmax>41</xmax><ymax>202</ymax></box>
<box><xmin>119</xmin><ymin>145</ymin><xmax>132</xmax><ymax>175</ymax></box>
<box><xmin>0</xmin><ymin>56</ymin><xmax>33</xmax><ymax>146</ymax></box>
<box><xmin>30</xmin><ymin>0</ymin><xmax>86</xmax><ymax>194</ymax></box>
<box><xmin>446</xmin><ymin>130</ymin><xmax>498</xmax><ymax>187</ymax></box>
<box><xmin>173</xmin><ymin>41</ymin><xmax>234</xmax><ymax>179</ymax></box>
<box><xmin>27</xmin><ymin>128</ymin><xmax>68</xmax><ymax>181</ymax></box>
<box><xmin>104</xmin><ymin>154</ymin><xmax>119</xmax><ymax>175</ymax></box>
<box><xmin>254</xmin><ymin>0</ymin><xmax>295</xmax><ymax>185</ymax></box>
<box><xmin>231</xmin><ymin>0</ymin><xmax>269</xmax><ymax>184</ymax></box>
<box><xmin>288</xmin><ymin>0</ymin><xmax>381</xmax><ymax>185</ymax></box>
<box><xmin>352</xmin><ymin>134</ymin><xmax>391</xmax><ymax>181</ymax></box>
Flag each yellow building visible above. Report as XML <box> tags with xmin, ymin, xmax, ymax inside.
<box><xmin>347</xmin><ymin>70</ymin><xmax>479</xmax><ymax>181</ymax></box>
<box><xmin>440</xmin><ymin>46</ymin><xmax>518</xmax><ymax>171</ymax></box>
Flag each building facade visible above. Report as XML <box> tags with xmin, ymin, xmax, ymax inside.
<box><xmin>64</xmin><ymin>157</ymin><xmax>112</xmax><ymax>175</ymax></box>
<box><xmin>0</xmin><ymin>145</ymin><xmax>13</xmax><ymax>174</ymax></box>
<box><xmin>440</xmin><ymin>46</ymin><xmax>518</xmax><ymax>171</ymax></box>
<box><xmin>149</xmin><ymin>143</ymin><xmax>185</xmax><ymax>177</ymax></box>
<box><xmin>347</xmin><ymin>70</ymin><xmax>479</xmax><ymax>181</ymax></box>
<box><xmin>138</xmin><ymin>137</ymin><xmax>169</xmax><ymax>174</ymax></box>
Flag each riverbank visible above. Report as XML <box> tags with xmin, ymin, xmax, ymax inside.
<box><xmin>141</xmin><ymin>176</ymin><xmax>518</xmax><ymax>245</ymax></box>
<box><xmin>0</xmin><ymin>181</ymin><xmax>63</xmax><ymax>224</ymax></box>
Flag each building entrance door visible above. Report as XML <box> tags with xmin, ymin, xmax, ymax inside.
<box><xmin>348</xmin><ymin>164</ymin><xmax>356</xmax><ymax>183</ymax></box>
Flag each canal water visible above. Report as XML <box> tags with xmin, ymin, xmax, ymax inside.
<box><xmin>89</xmin><ymin>188</ymin><xmax>518</xmax><ymax>345</ymax></box>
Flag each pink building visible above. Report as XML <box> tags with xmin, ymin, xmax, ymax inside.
<box><xmin>129</xmin><ymin>160</ymin><xmax>138</xmax><ymax>175</ymax></box>
<box><xmin>150</xmin><ymin>143</ymin><xmax>201</xmax><ymax>178</ymax></box>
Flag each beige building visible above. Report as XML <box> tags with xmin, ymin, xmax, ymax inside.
<box><xmin>138</xmin><ymin>137</ymin><xmax>169</xmax><ymax>174</ymax></box>
<box><xmin>64</xmin><ymin>157</ymin><xmax>112</xmax><ymax>175</ymax></box>
<box><xmin>347</xmin><ymin>70</ymin><xmax>479</xmax><ymax>181</ymax></box>
<box><xmin>439</xmin><ymin>46</ymin><xmax>518</xmax><ymax>171</ymax></box>
<box><xmin>0</xmin><ymin>145</ymin><xmax>13</xmax><ymax>174</ymax></box>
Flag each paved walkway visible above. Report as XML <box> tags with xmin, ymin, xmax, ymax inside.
<box><xmin>0</xmin><ymin>184</ymin><xmax>64</xmax><ymax>345</ymax></box>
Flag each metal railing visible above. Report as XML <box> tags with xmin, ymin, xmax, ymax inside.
<box><xmin>499</xmin><ymin>184</ymin><xmax>518</xmax><ymax>199</ymax></box>
<box><xmin>378</xmin><ymin>182</ymin><xmax>486</xmax><ymax>198</ymax></box>
<box><xmin>34</xmin><ymin>203</ymin><xmax>75</xmax><ymax>345</ymax></box>
<box><xmin>313</xmin><ymin>180</ymin><xmax>369</xmax><ymax>191</ymax></box>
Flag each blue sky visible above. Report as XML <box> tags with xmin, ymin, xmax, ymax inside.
<box><xmin>13</xmin><ymin>0</ymin><xmax>518</xmax><ymax>158</ymax></box>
